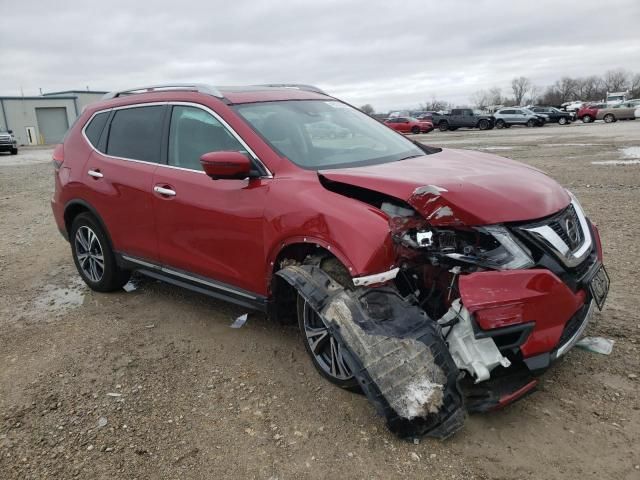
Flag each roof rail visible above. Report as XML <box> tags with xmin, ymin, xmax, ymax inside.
<box><xmin>102</xmin><ymin>83</ymin><xmax>224</xmax><ymax>100</ymax></box>
<box><xmin>257</xmin><ymin>84</ymin><xmax>327</xmax><ymax>95</ymax></box>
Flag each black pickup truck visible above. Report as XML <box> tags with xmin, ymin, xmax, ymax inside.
<box><xmin>430</xmin><ymin>108</ymin><xmax>495</xmax><ymax>131</ymax></box>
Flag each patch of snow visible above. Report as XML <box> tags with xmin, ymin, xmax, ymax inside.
<box><xmin>620</xmin><ymin>146</ymin><xmax>640</xmax><ymax>159</ymax></box>
<box><xmin>473</xmin><ymin>146</ymin><xmax>513</xmax><ymax>150</ymax></box>
<box><xmin>592</xmin><ymin>160</ymin><xmax>640</xmax><ymax>166</ymax></box>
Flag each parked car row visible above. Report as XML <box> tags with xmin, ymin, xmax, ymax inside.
<box><xmin>576</xmin><ymin>100</ymin><xmax>640</xmax><ymax>123</ymax></box>
<box><xmin>382</xmin><ymin>99</ymin><xmax>639</xmax><ymax>135</ymax></box>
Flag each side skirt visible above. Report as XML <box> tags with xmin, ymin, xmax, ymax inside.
<box><xmin>116</xmin><ymin>253</ymin><xmax>268</xmax><ymax>312</ymax></box>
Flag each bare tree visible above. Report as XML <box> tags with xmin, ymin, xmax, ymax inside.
<box><xmin>421</xmin><ymin>98</ymin><xmax>452</xmax><ymax>112</ymax></box>
<box><xmin>603</xmin><ymin>69</ymin><xmax>630</xmax><ymax>92</ymax></box>
<box><xmin>511</xmin><ymin>76</ymin><xmax>531</xmax><ymax>106</ymax></box>
<box><xmin>629</xmin><ymin>73</ymin><xmax>640</xmax><ymax>98</ymax></box>
<box><xmin>488</xmin><ymin>87</ymin><xmax>503</xmax><ymax>105</ymax></box>
<box><xmin>359</xmin><ymin>104</ymin><xmax>375</xmax><ymax>115</ymax></box>
<box><xmin>554</xmin><ymin>77</ymin><xmax>580</xmax><ymax>103</ymax></box>
<box><xmin>470</xmin><ymin>90</ymin><xmax>489</xmax><ymax>109</ymax></box>
<box><xmin>525</xmin><ymin>85</ymin><xmax>540</xmax><ymax>105</ymax></box>
<box><xmin>575</xmin><ymin>76</ymin><xmax>605</xmax><ymax>101</ymax></box>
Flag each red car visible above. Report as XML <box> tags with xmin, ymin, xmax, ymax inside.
<box><xmin>51</xmin><ymin>83</ymin><xmax>608</xmax><ymax>439</ymax></box>
<box><xmin>384</xmin><ymin>116</ymin><xmax>434</xmax><ymax>134</ymax></box>
<box><xmin>577</xmin><ymin>103</ymin><xmax>606</xmax><ymax>123</ymax></box>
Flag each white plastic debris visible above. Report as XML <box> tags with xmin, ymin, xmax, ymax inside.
<box><xmin>122</xmin><ymin>281</ymin><xmax>138</xmax><ymax>292</ymax></box>
<box><xmin>97</xmin><ymin>416</ymin><xmax>108</xmax><ymax>428</ymax></box>
<box><xmin>230</xmin><ymin>313</ymin><xmax>248</xmax><ymax>329</ymax></box>
<box><xmin>106</xmin><ymin>392</ymin><xmax>122</xmax><ymax>397</ymax></box>
<box><xmin>575</xmin><ymin>336</ymin><xmax>614</xmax><ymax>355</ymax></box>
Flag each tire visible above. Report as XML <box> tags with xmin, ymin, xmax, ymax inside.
<box><xmin>478</xmin><ymin>119</ymin><xmax>489</xmax><ymax>130</ymax></box>
<box><xmin>297</xmin><ymin>257</ymin><xmax>360</xmax><ymax>391</ymax></box>
<box><xmin>603</xmin><ymin>114</ymin><xmax>615</xmax><ymax>123</ymax></box>
<box><xmin>70</xmin><ymin>212</ymin><xmax>130</xmax><ymax>292</ymax></box>
<box><xmin>526</xmin><ymin>119</ymin><xmax>536</xmax><ymax>127</ymax></box>
<box><xmin>495</xmin><ymin>119</ymin><xmax>505</xmax><ymax>129</ymax></box>
<box><xmin>582</xmin><ymin>115</ymin><xmax>593</xmax><ymax>123</ymax></box>
<box><xmin>10</xmin><ymin>148</ymin><xmax>17</xmax><ymax>155</ymax></box>
<box><xmin>438</xmin><ymin>121</ymin><xmax>449</xmax><ymax>132</ymax></box>
<box><xmin>411</xmin><ymin>126</ymin><xmax>420</xmax><ymax>134</ymax></box>
<box><xmin>558</xmin><ymin>117</ymin><xmax>568</xmax><ymax>125</ymax></box>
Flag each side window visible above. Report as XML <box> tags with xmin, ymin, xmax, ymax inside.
<box><xmin>84</xmin><ymin>111</ymin><xmax>109</xmax><ymax>149</ymax></box>
<box><xmin>168</xmin><ymin>106</ymin><xmax>246</xmax><ymax>171</ymax></box>
<box><xmin>106</xmin><ymin>106</ymin><xmax>164</xmax><ymax>162</ymax></box>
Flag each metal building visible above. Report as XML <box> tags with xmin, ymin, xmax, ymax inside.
<box><xmin>0</xmin><ymin>90</ymin><xmax>106</xmax><ymax>145</ymax></box>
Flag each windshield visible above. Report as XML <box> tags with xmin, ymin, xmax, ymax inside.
<box><xmin>233</xmin><ymin>100</ymin><xmax>426</xmax><ymax>169</ymax></box>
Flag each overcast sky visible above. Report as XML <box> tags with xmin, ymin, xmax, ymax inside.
<box><xmin>2</xmin><ymin>0</ymin><xmax>640</xmax><ymax>111</ymax></box>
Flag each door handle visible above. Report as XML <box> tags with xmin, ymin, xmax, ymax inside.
<box><xmin>88</xmin><ymin>169</ymin><xmax>103</xmax><ymax>178</ymax></box>
<box><xmin>153</xmin><ymin>186</ymin><xmax>176</xmax><ymax>197</ymax></box>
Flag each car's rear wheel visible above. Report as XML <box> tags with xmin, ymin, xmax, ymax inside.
<box><xmin>558</xmin><ymin>117</ymin><xmax>568</xmax><ymax>125</ymax></box>
<box><xmin>297</xmin><ymin>257</ymin><xmax>359</xmax><ymax>391</ymax></box>
<box><xmin>604</xmin><ymin>114</ymin><xmax>615</xmax><ymax>123</ymax></box>
<box><xmin>582</xmin><ymin>115</ymin><xmax>593</xmax><ymax>123</ymax></box>
<box><xmin>438</xmin><ymin>121</ymin><xmax>449</xmax><ymax>132</ymax></box>
<box><xmin>495</xmin><ymin>119</ymin><xmax>505</xmax><ymax>129</ymax></box>
<box><xmin>70</xmin><ymin>213</ymin><xmax>130</xmax><ymax>292</ymax></box>
<box><xmin>411</xmin><ymin>125</ymin><xmax>420</xmax><ymax>134</ymax></box>
<box><xmin>526</xmin><ymin>119</ymin><xmax>536</xmax><ymax>127</ymax></box>
<box><xmin>478</xmin><ymin>119</ymin><xmax>489</xmax><ymax>130</ymax></box>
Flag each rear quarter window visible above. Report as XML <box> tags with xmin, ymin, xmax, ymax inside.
<box><xmin>84</xmin><ymin>112</ymin><xmax>109</xmax><ymax>149</ymax></box>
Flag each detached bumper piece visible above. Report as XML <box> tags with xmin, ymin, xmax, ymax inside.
<box><xmin>277</xmin><ymin>265</ymin><xmax>465</xmax><ymax>440</ymax></box>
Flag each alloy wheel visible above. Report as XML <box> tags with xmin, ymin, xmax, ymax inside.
<box><xmin>74</xmin><ymin>226</ymin><xmax>104</xmax><ymax>282</ymax></box>
<box><xmin>302</xmin><ymin>300</ymin><xmax>353</xmax><ymax>381</ymax></box>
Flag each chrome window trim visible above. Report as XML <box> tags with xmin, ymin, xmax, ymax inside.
<box><xmin>522</xmin><ymin>197</ymin><xmax>593</xmax><ymax>268</ymax></box>
<box><xmin>81</xmin><ymin>101</ymin><xmax>273</xmax><ymax>178</ymax></box>
<box><xmin>121</xmin><ymin>254</ymin><xmax>256</xmax><ymax>300</ymax></box>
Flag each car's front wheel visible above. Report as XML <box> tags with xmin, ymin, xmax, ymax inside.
<box><xmin>582</xmin><ymin>115</ymin><xmax>593</xmax><ymax>123</ymax></box>
<box><xmin>477</xmin><ymin>119</ymin><xmax>490</xmax><ymax>130</ymax></box>
<box><xmin>70</xmin><ymin>213</ymin><xmax>130</xmax><ymax>292</ymax></box>
<box><xmin>297</xmin><ymin>257</ymin><xmax>359</xmax><ymax>391</ymax></box>
<box><xmin>411</xmin><ymin>125</ymin><xmax>421</xmax><ymax>134</ymax></box>
<box><xmin>527</xmin><ymin>119</ymin><xmax>536</xmax><ymax>127</ymax></box>
<box><xmin>558</xmin><ymin>117</ymin><xmax>568</xmax><ymax>125</ymax></box>
<box><xmin>603</xmin><ymin>114</ymin><xmax>616</xmax><ymax>123</ymax></box>
<box><xmin>438</xmin><ymin>121</ymin><xmax>449</xmax><ymax>132</ymax></box>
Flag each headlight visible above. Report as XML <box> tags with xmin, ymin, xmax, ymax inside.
<box><xmin>405</xmin><ymin>224</ymin><xmax>534</xmax><ymax>270</ymax></box>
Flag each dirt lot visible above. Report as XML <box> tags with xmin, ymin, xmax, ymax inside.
<box><xmin>1</xmin><ymin>122</ymin><xmax>639</xmax><ymax>479</ymax></box>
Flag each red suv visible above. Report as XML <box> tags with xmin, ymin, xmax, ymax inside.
<box><xmin>51</xmin><ymin>83</ymin><xmax>608</xmax><ymax>439</ymax></box>
<box><xmin>384</xmin><ymin>116</ymin><xmax>434</xmax><ymax>134</ymax></box>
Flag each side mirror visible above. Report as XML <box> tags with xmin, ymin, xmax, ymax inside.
<box><xmin>200</xmin><ymin>151</ymin><xmax>252</xmax><ymax>180</ymax></box>
<box><xmin>7</xmin><ymin>129</ymin><xmax>13</xmax><ymax>134</ymax></box>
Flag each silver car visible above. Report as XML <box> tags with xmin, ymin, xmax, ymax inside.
<box><xmin>493</xmin><ymin>108</ymin><xmax>545</xmax><ymax>128</ymax></box>
<box><xmin>597</xmin><ymin>101</ymin><xmax>638</xmax><ymax>123</ymax></box>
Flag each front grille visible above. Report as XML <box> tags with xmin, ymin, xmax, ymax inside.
<box><xmin>518</xmin><ymin>200</ymin><xmax>592</xmax><ymax>269</ymax></box>
<box><xmin>548</xmin><ymin>204</ymin><xmax>583</xmax><ymax>251</ymax></box>
<box><xmin>0</xmin><ymin>136</ymin><xmax>12</xmax><ymax>144</ymax></box>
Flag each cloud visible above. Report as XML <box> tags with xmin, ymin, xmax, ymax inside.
<box><xmin>2</xmin><ymin>0</ymin><xmax>639</xmax><ymax>110</ymax></box>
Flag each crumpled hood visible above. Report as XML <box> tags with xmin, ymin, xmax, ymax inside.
<box><xmin>319</xmin><ymin>148</ymin><xmax>570</xmax><ymax>226</ymax></box>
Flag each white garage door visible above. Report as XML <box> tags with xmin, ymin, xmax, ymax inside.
<box><xmin>36</xmin><ymin>107</ymin><xmax>69</xmax><ymax>144</ymax></box>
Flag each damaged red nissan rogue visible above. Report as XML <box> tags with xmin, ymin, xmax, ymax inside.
<box><xmin>51</xmin><ymin>84</ymin><xmax>609</xmax><ymax>439</ymax></box>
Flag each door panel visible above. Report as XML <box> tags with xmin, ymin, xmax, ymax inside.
<box><xmin>85</xmin><ymin>152</ymin><xmax>159</xmax><ymax>260</ymax></box>
<box><xmin>152</xmin><ymin>104</ymin><xmax>269</xmax><ymax>294</ymax></box>
<box><xmin>152</xmin><ymin>168</ymin><xmax>269</xmax><ymax>294</ymax></box>
<box><xmin>82</xmin><ymin>104</ymin><xmax>166</xmax><ymax>261</ymax></box>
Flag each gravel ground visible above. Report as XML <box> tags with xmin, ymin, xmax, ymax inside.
<box><xmin>1</xmin><ymin>121</ymin><xmax>639</xmax><ymax>479</ymax></box>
